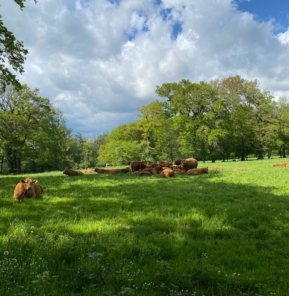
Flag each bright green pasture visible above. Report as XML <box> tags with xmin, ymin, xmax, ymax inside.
<box><xmin>1</xmin><ymin>158</ymin><xmax>289</xmax><ymax>295</ymax></box>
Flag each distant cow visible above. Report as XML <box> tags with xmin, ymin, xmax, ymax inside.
<box><xmin>146</xmin><ymin>163</ymin><xmax>159</xmax><ymax>168</ymax></box>
<box><xmin>24</xmin><ymin>177</ymin><xmax>44</xmax><ymax>198</ymax></box>
<box><xmin>143</xmin><ymin>166</ymin><xmax>163</xmax><ymax>174</ymax></box>
<box><xmin>157</xmin><ymin>161</ymin><xmax>173</xmax><ymax>168</ymax></box>
<box><xmin>187</xmin><ymin>167</ymin><xmax>208</xmax><ymax>175</ymax></box>
<box><xmin>133</xmin><ymin>170</ymin><xmax>151</xmax><ymax>176</ymax></box>
<box><xmin>160</xmin><ymin>168</ymin><xmax>175</xmax><ymax>178</ymax></box>
<box><xmin>181</xmin><ymin>158</ymin><xmax>198</xmax><ymax>171</ymax></box>
<box><xmin>235</xmin><ymin>168</ymin><xmax>246</xmax><ymax>171</ymax></box>
<box><xmin>63</xmin><ymin>169</ymin><xmax>84</xmax><ymax>176</ymax></box>
<box><xmin>272</xmin><ymin>163</ymin><xmax>287</xmax><ymax>167</ymax></box>
<box><xmin>129</xmin><ymin>161</ymin><xmax>147</xmax><ymax>172</ymax></box>
<box><xmin>85</xmin><ymin>168</ymin><xmax>95</xmax><ymax>172</ymax></box>
<box><xmin>95</xmin><ymin>168</ymin><xmax>106</xmax><ymax>174</ymax></box>
<box><xmin>120</xmin><ymin>167</ymin><xmax>130</xmax><ymax>173</ymax></box>
<box><xmin>213</xmin><ymin>167</ymin><xmax>223</xmax><ymax>171</ymax></box>
<box><xmin>173</xmin><ymin>165</ymin><xmax>187</xmax><ymax>175</ymax></box>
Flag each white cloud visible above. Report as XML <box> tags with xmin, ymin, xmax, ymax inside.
<box><xmin>0</xmin><ymin>0</ymin><xmax>289</xmax><ymax>136</ymax></box>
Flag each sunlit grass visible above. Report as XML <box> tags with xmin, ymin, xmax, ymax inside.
<box><xmin>1</xmin><ymin>158</ymin><xmax>289</xmax><ymax>295</ymax></box>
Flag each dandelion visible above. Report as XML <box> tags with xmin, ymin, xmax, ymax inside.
<box><xmin>4</xmin><ymin>251</ymin><xmax>9</xmax><ymax>256</ymax></box>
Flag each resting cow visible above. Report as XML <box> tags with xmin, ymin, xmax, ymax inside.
<box><xmin>173</xmin><ymin>166</ymin><xmax>187</xmax><ymax>175</ymax></box>
<box><xmin>133</xmin><ymin>170</ymin><xmax>151</xmax><ymax>176</ymax></box>
<box><xmin>187</xmin><ymin>167</ymin><xmax>208</xmax><ymax>175</ymax></box>
<box><xmin>63</xmin><ymin>169</ymin><xmax>84</xmax><ymax>176</ymax></box>
<box><xmin>94</xmin><ymin>168</ymin><xmax>106</xmax><ymax>174</ymax></box>
<box><xmin>272</xmin><ymin>163</ymin><xmax>287</xmax><ymax>167</ymax></box>
<box><xmin>174</xmin><ymin>158</ymin><xmax>198</xmax><ymax>170</ymax></box>
<box><xmin>129</xmin><ymin>161</ymin><xmax>147</xmax><ymax>172</ymax></box>
<box><xmin>13</xmin><ymin>178</ymin><xmax>43</xmax><ymax>200</ymax></box>
<box><xmin>85</xmin><ymin>168</ymin><xmax>95</xmax><ymax>172</ymax></box>
<box><xmin>157</xmin><ymin>161</ymin><xmax>173</xmax><ymax>168</ymax></box>
<box><xmin>234</xmin><ymin>168</ymin><xmax>246</xmax><ymax>171</ymax></box>
<box><xmin>24</xmin><ymin>177</ymin><xmax>44</xmax><ymax>198</ymax></box>
<box><xmin>143</xmin><ymin>166</ymin><xmax>163</xmax><ymax>174</ymax></box>
<box><xmin>160</xmin><ymin>168</ymin><xmax>175</xmax><ymax>178</ymax></box>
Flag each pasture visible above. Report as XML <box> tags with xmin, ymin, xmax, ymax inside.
<box><xmin>1</xmin><ymin>158</ymin><xmax>289</xmax><ymax>295</ymax></box>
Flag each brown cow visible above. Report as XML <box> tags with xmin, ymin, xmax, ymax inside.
<box><xmin>95</xmin><ymin>168</ymin><xmax>106</xmax><ymax>174</ymax></box>
<box><xmin>181</xmin><ymin>158</ymin><xmax>198</xmax><ymax>170</ymax></box>
<box><xmin>63</xmin><ymin>169</ymin><xmax>84</xmax><ymax>176</ymax></box>
<box><xmin>106</xmin><ymin>168</ymin><xmax>122</xmax><ymax>174</ymax></box>
<box><xmin>272</xmin><ymin>163</ymin><xmax>287</xmax><ymax>167</ymax></box>
<box><xmin>187</xmin><ymin>167</ymin><xmax>208</xmax><ymax>175</ymax></box>
<box><xmin>212</xmin><ymin>167</ymin><xmax>223</xmax><ymax>171</ymax></box>
<box><xmin>129</xmin><ymin>161</ymin><xmax>147</xmax><ymax>172</ymax></box>
<box><xmin>85</xmin><ymin>168</ymin><xmax>95</xmax><ymax>172</ymax></box>
<box><xmin>173</xmin><ymin>166</ymin><xmax>187</xmax><ymax>175</ymax></box>
<box><xmin>174</xmin><ymin>158</ymin><xmax>198</xmax><ymax>170</ymax></box>
<box><xmin>143</xmin><ymin>166</ymin><xmax>163</xmax><ymax>174</ymax></box>
<box><xmin>13</xmin><ymin>179</ymin><xmax>38</xmax><ymax>200</ymax></box>
<box><xmin>146</xmin><ymin>163</ymin><xmax>159</xmax><ymax>168</ymax></box>
<box><xmin>133</xmin><ymin>170</ymin><xmax>151</xmax><ymax>176</ymax></box>
<box><xmin>120</xmin><ymin>167</ymin><xmax>130</xmax><ymax>173</ymax></box>
<box><xmin>24</xmin><ymin>178</ymin><xmax>44</xmax><ymax>198</ymax></box>
<box><xmin>157</xmin><ymin>161</ymin><xmax>173</xmax><ymax>168</ymax></box>
<box><xmin>160</xmin><ymin>168</ymin><xmax>175</xmax><ymax>178</ymax></box>
<box><xmin>235</xmin><ymin>168</ymin><xmax>246</xmax><ymax>171</ymax></box>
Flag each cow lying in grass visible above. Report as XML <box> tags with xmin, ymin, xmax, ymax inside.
<box><xmin>187</xmin><ymin>167</ymin><xmax>208</xmax><ymax>175</ymax></box>
<box><xmin>133</xmin><ymin>170</ymin><xmax>151</xmax><ymax>176</ymax></box>
<box><xmin>24</xmin><ymin>178</ymin><xmax>44</xmax><ymax>198</ymax></box>
<box><xmin>85</xmin><ymin>168</ymin><xmax>95</xmax><ymax>172</ymax></box>
<box><xmin>235</xmin><ymin>168</ymin><xmax>246</xmax><ymax>171</ymax></box>
<box><xmin>160</xmin><ymin>168</ymin><xmax>175</xmax><ymax>178</ymax></box>
<box><xmin>13</xmin><ymin>178</ymin><xmax>44</xmax><ymax>201</ymax></box>
<box><xmin>129</xmin><ymin>161</ymin><xmax>147</xmax><ymax>172</ymax></box>
<box><xmin>63</xmin><ymin>169</ymin><xmax>84</xmax><ymax>176</ymax></box>
<box><xmin>272</xmin><ymin>163</ymin><xmax>289</xmax><ymax>167</ymax></box>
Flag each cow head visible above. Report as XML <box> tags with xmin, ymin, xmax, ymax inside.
<box><xmin>20</xmin><ymin>179</ymin><xmax>35</xmax><ymax>191</ymax></box>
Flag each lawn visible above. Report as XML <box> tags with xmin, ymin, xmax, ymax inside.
<box><xmin>1</xmin><ymin>158</ymin><xmax>289</xmax><ymax>295</ymax></box>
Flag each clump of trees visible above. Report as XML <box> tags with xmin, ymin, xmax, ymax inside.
<box><xmin>0</xmin><ymin>84</ymin><xmax>107</xmax><ymax>173</ymax></box>
<box><xmin>97</xmin><ymin>75</ymin><xmax>289</xmax><ymax>165</ymax></box>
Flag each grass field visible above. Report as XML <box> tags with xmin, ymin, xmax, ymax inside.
<box><xmin>1</xmin><ymin>158</ymin><xmax>289</xmax><ymax>295</ymax></box>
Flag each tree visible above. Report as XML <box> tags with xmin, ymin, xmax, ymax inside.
<box><xmin>136</xmin><ymin>101</ymin><xmax>168</xmax><ymax>161</ymax></box>
<box><xmin>156</xmin><ymin>79</ymin><xmax>219</xmax><ymax>159</ymax></box>
<box><xmin>0</xmin><ymin>0</ymin><xmax>37</xmax><ymax>90</ymax></box>
<box><xmin>0</xmin><ymin>84</ymin><xmax>69</xmax><ymax>173</ymax></box>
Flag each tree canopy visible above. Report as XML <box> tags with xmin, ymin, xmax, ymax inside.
<box><xmin>0</xmin><ymin>0</ymin><xmax>37</xmax><ymax>90</ymax></box>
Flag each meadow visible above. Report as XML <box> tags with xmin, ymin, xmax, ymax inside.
<box><xmin>1</xmin><ymin>158</ymin><xmax>289</xmax><ymax>296</ymax></box>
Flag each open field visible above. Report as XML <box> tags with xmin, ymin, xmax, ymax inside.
<box><xmin>1</xmin><ymin>158</ymin><xmax>289</xmax><ymax>295</ymax></box>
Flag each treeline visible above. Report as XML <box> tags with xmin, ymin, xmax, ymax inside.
<box><xmin>98</xmin><ymin>75</ymin><xmax>289</xmax><ymax>165</ymax></box>
<box><xmin>0</xmin><ymin>85</ymin><xmax>106</xmax><ymax>174</ymax></box>
<box><xmin>1</xmin><ymin>75</ymin><xmax>289</xmax><ymax>173</ymax></box>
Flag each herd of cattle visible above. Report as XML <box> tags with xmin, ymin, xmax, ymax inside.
<box><xmin>64</xmin><ymin>158</ymin><xmax>209</xmax><ymax>178</ymax></box>
<box><xmin>12</xmin><ymin>158</ymin><xmax>289</xmax><ymax>201</ymax></box>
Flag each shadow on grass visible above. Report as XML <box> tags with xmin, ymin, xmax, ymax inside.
<box><xmin>1</xmin><ymin>171</ymin><xmax>289</xmax><ymax>295</ymax></box>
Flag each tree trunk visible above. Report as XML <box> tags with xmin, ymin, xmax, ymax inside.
<box><xmin>257</xmin><ymin>150</ymin><xmax>264</xmax><ymax>160</ymax></box>
<box><xmin>282</xmin><ymin>146</ymin><xmax>286</xmax><ymax>158</ymax></box>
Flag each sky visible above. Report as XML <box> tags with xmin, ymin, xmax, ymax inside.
<box><xmin>1</xmin><ymin>0</ymin><xmax>289</xmax><ymax>137</ymax></box>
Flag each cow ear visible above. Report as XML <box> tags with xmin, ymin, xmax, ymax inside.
<box><xmin>33</xmin><ymin>180</ymin><xmax>38</xmax><ymax>183</ymax></box>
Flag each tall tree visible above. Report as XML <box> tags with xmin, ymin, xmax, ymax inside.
<box><xmin>0</xmin><ymin>84</ymin><xmax>63</xmax><ymax>173</ymax></box>
<box><xmin>156</xmin><ymin>79</ymin><xmax>219</xmax><ymax>159</ymax></box>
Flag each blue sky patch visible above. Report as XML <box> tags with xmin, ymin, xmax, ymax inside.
<box><xmin>160</xmin><ymin>8</ymin><xmax>173</xmax><ymax>21</ymax></box>
<box><xmin>171</xmin><ymin>21</ymin><xmax>182</xmax><ymax>40</ymax></box>
<box><xmin>235</xmin><ymin>0</ymin><xmax>289</xmax><ymax>34</ymax></box>
<box><xmin>107</xmin><ymin>0</ymin><xmax>121</xmax><ymax>5</ymax></box>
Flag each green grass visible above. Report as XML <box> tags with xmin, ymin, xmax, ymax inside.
<box><xmin>1</xmin><ymin>158</ymin><xmax>289</xmax><ymax>295</ymax></box>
